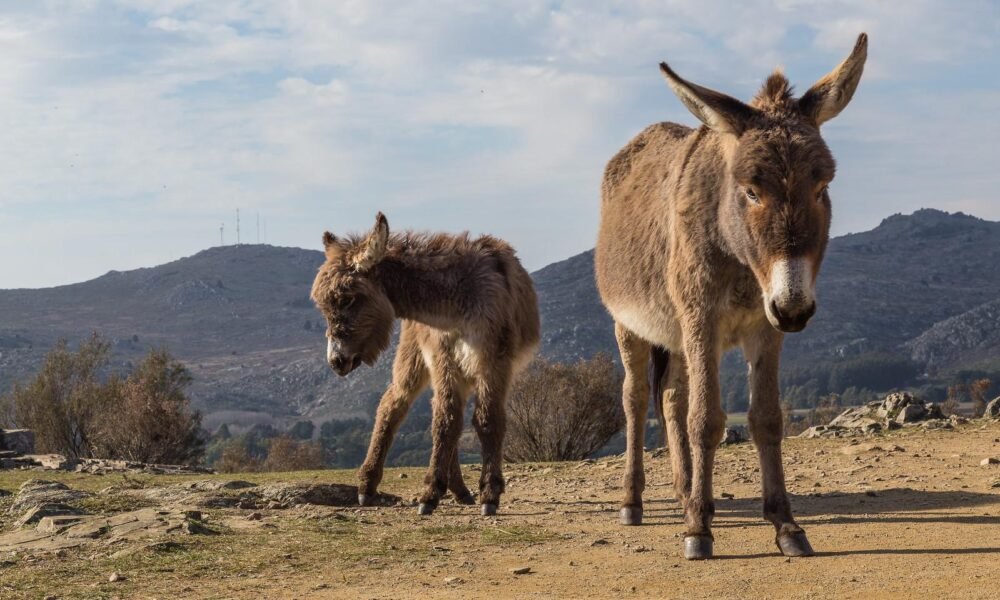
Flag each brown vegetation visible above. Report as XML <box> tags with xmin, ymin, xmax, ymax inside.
<box><xmin>0</xmin><ymin>334</ymin><xmax>204</xmax><ymax>464</ymax></box>
<box><xmin>505</xmin><ymin>355</ymin><xmax>623</xmax><ymax>462</ymax></box>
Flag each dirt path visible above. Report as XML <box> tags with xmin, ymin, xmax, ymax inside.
<box><xmin>2</xmin><ymin>423</ymin><xmax>998</xmax><ymax>599</ymax></box>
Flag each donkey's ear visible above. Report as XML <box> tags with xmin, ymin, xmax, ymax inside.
<box><xmin>322</xmin><ymin>231</ymin><xmax>336</xmax><ymax>248</ymax></box>
<box><xmin>353</xmin><ymin>212</ymin><xmax>389</xmax><ymax>272</ymax></box>
<box><xmin>659</xmin><ymin>62</ymin><xmax>756</xmax><ymax>136</ymax></box>
<box><xmin>799</xmin><ymin>33</ymin><xmax>868</xmax><ymax>127</ymax></box>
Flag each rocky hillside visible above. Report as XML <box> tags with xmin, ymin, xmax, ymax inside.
<box><xmin>1</xmin><ymin>209</ymin><xmax>999</xmax><ymax>428</ymax></box>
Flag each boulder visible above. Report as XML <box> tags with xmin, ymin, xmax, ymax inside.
<box><xmin>829</xmin><ymin>407</ymin><xmax>881</xmax><ymax>430</ymax></box>
<box><xmin>253</xmin><ymin>483</ymin><xmax>400</xmax><ymax>509</ymax></box>
<box><xmin>986</xmin><ymin>396</ymin><xmax>1000</xmax><ymax>419</ymax></box>
<box><xmin>797</xmin><ymin>425</ymin><xmax>851</xmax><ymax>439</ymax></box>
<box><xmin>8</xmin><ymin>480</ymin><xmax>89</xmax><ymax>515</ymax></box>
<box><xmin>14</xmin><ymin>503</ymin><xmax>85</xmax><ymax>528</ymax></box>
<box><xmin>895</xmin><ymin>403</ymin><xmax>926</xmax><ymax>424</ymax></box>
<box><xmin>721</xmin><ymin>425</ymin><xmax>749</xmax><ymax>445</ymax></box>
<box><xmin>0</xmin><ymin>429</ymin><xmax>35</xmax><ymax>455</ymax></box>
<box><xmin>878</xmin><ymin>392</ymin><xmax>915</xmax><ymax>418</ymax></box>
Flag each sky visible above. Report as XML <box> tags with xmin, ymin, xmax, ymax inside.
<box><xmin>1</xmin><ymin>1</ymin><xmax>998</xmax><ymax>289</ymax></box>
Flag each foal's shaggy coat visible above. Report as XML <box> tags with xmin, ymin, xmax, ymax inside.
<box><xmin>311</xmin><ymin>214</ymin><xmax>539</xmax><ymax>515</ymax></box>
<box><xmin>596</xmin><ymin>35</ymin><xmax>867</xmax><ymax>559</ymax></box>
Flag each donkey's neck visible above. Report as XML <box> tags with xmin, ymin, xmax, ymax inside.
<box><xmin>371</xmin><ymin>238</ymin><xmax>481</xmax><ymax>329</ymax></box>
<box><xmin>676</xmin><ymin>129</ymin><xmax>742</xmax><ymax>258</ymax></box>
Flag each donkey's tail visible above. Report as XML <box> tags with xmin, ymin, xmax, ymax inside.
<box><xmin>649</xmin><ymin>345</ymin><xmax>670</xmax><ymax>448</ymax></box>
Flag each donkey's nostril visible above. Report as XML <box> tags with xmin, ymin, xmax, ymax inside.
<box><xmin>769</xmin><ymin>299</ymin><xmax>786</xmax><ymax>321</ymax></box>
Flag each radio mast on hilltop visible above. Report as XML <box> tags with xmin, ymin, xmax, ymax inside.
<box><xmin>236</xmin><ymin>209</ymin><xmax>241</xmax><ymax>245</ymax></box>
<box><xmin>219</xmin><ymin>223</ymin><xmax>225</xmax><ymax>246</ymax></box>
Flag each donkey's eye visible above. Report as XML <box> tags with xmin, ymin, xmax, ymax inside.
<box><xmin>744</xmin><ymin>188</ymin><xmax>760</xmax><ymax>204</ymax></box>
<box><xmin>817</xmin><ymin>186</ymin><xmax>829</xmax><ymax>201</ymax></box>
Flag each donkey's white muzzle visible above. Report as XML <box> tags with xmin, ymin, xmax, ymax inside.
<box><xmin>764</xmin><ymin>257</ymin><xmax>816</xmax><ymax>333</ymax></box>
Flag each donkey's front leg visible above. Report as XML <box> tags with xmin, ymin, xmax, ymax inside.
<box><xmin>357</xmin><ymin>334</ymin><xmax>428</xmax><ymax>506</ymax></box>
<box><xmin>663</xmin><ymin>351</ymin><xmax>692</xmax><ymax>507</ymax></box>
<box><xmin>681</xmin><ymin>325</ymin><xmax>726</xmax><ymax>560</ymax></box>
<box><xmin>473</xmin><ymin>360</ymin><xmax>512</xmax><ymax>516</ymax></box>
<box><xmin>418</xmin><ymin>376</ymin><xmax>468</xmax><ymax>516</ymax></box>
<box><xmin>614</xmin><ymin>323</ymin><xmax>650</xmax><ymax>525</ymax></box>
<box><xmin>744</xmin><ymin>326</ymin><xmax>814</xmax><ymax>557</ymax></box>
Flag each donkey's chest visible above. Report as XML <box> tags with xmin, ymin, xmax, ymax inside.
<box><xmin>607</xmin><ymin>281</ymin><xmax>764</xmax><ymax>352</ymax></box>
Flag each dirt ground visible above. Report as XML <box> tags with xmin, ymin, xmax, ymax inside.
<box><xmin>2</xmin><ymin>422</ymin><xmax>999</xmax><ymax>600</ymax></box>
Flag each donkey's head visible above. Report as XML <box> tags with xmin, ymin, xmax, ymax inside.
<box><xmin>660</xmin><ymin>34</ymin><xmax>867</xmax><ymax>333</ymax></box>
<box><xmin>311</xmin><ymin>213</ymin><xmax>395</xmax><ymax>376</ymax></box>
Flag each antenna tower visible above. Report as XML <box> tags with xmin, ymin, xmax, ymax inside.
<box><xmin>236</xmin><ymin>209</ymin><xmax>241</xmax><ymax>245</ymax></box>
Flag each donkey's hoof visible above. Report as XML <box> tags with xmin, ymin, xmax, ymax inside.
<box><xmin>480</xmin><ymin>503</ymin><xmax>498</xmax><ymax>516</ymax></box>
<box><xmin>683</xmin><ymin>535</ymin><xmax>714</xmax><ymax>560</ymax></box>
<box><xmin>417</xmin><ymin>502</ymin><xmax>436</xmax><ymax>516</ymax></box>
<box><xmin>777</xmin><ymin>531</ymin><xmax>815</xmax><ymax>557</ymax></box>
<box><xmin>619</xmin><ymin>506</ymin><xmax>643</xmax><ymax>526</ymax></box>
<box><xmin>358</xmin><ymin>494</ymin><xmax>373</xmax><ymax>507</ymax></box>
<box><xmin>455</xmin><ymin>492</ymin><xmax>476</xmax><ymax>506</ymax></box>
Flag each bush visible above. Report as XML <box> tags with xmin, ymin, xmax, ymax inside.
<box><xmin>90</xmin><ymin>349</ymin><xmax>204</xmax><ymax>464</ymax></box>
<box><xmin>2</xmin><ymin>334</ymin><xmax>115</xmax><ymax>459</ymax></box>
<box><xmin>1</xmin><ymin>334</ymin><xmax>204</xmax><ymax>464</ymax></box>
<box><xmin>262</xmin><ymin>435</ymin><xmax>325</xmax><ymax>472</ymax></box>
<box><xmin>505</xmin><ymin>355</ymin><xmax>624</xmax><ymax>462</ymax></box>
<box><xmin>216</xmin><ymin>438</ymin><xmax>262</xmax><ymax>473</ymax></box>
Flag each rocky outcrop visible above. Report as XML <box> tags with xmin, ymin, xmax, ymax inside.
<box><xmin>7</xmin><ymin>479</ymin><xmax>89</xmax><ymax>515</ymax></box>
<box><xmin>799</xmin><ymin>392</ymin><xmax>960</xmax><ymax>439</ymax></box>
<box><xmin>0</xmin><ymin>436</ymin><xmax>213</xmax><ymax>475</ymax></box>
<box><xmin>126</xmin><ymin>479</ymin><xmax>400</xmax><ymax>510</ymax></box>
<box><xmin>0</xmin><ymin>508</ymin><xmax>215</xmax><ymax>553</ymax></box>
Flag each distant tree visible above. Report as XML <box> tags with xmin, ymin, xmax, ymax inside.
<box><xmin>942</xmin><ymin>384</ymin><xmax>966</xmax><ymax>416</ymax></box>
<box><xmin>319</xmin><ymin>418</ymin><xmax>371</xmax><ymax>468</ymax></box>
<box><xmin>304</xmin><ymin>320</ymin><xmax>313</xmax><ymax>331</ymax></box>
<box><xmin>216</xmin><ymin>439</ymin><xmax>261</xmax><ymax>473</ymax></box>
<box><xmin>288</xmin><ymin>420</ymin><xmax>315</xmax><ymax>440</ymax></box>
<box><xmin>969</xmin><ymin>378</ymin><xmax>991</xmax><ymax>418</ymax></box>
<box><xmin>2</xmin><ymin>334</ymin><xmax>115</xmax><ymax>459</ymax></box>
<box><xmin>505</xmin><ymin>355</ymin><xmax>623</xmax><ymax>462</ymax></box>
<box><xmin>262</xmin><ymin>435</ymin><xmax>325</xmax><ymax>472</ymax></box>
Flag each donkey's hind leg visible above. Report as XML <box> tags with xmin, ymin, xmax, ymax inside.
<box><xmin>743</xmin><ymin>325</ymin><xmax>814</xmax><ymax>557</ymax></box>
<box><xmin>357</xmin><ymin>325</ymin><xmax>429</xmax><ymax>506</ymax></box>
<box><xmin>448</xmin><ymin>446</ymin><xmax>475</xmax><ymax>505</ymax></box>
<box><xmin>615</xmin><ymin>323</ymin><xmax>651</xmax><ymax>525</ymax></box>
<box><xmin>473</xmin><ymin>357</ymin><xmax>512</xmax><ymax>516</ymax></box>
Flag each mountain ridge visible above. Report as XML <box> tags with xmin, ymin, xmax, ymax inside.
<box><xmin>2</xmin><ymin>208</ymin><xmax>999</xmax><ymax>428</ymax></box>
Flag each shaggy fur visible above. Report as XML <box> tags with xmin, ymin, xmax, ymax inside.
<box><xmin>311</xmin><ymin>214</ymin><xmax>540</xmax><ymax>514</ymax></box>
<box><xmin>595</xmin><ymin>34</ymin><xmax>867</xmax><ymax>558</ymax></box>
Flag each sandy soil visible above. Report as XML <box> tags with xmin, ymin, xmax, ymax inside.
<box><xmin>2</xmin><ymin>422</ymin><xmax>999</xmax><ymax>599</ymax></box>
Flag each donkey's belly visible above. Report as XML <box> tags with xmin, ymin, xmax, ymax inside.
<box><xmin>606</xmin><ymin>301</ymin><xmax>683</xmax><ymax>351</ymax></box>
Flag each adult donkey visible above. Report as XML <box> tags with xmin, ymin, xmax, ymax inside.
<box><xmin>596</xmin><ymin>34</ymin><xmax>867</xmax><ymax>559</ymax></box>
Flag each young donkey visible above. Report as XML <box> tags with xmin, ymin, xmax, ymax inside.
<box><xmin>311</xmin><ymin>213</ymin><xmax>540</xmax><ymax>516</ymax></box>
<box><xmin>596</xmin><ymin>35</ymin><xmax>867</xmax><ymax>559</ymax></box>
